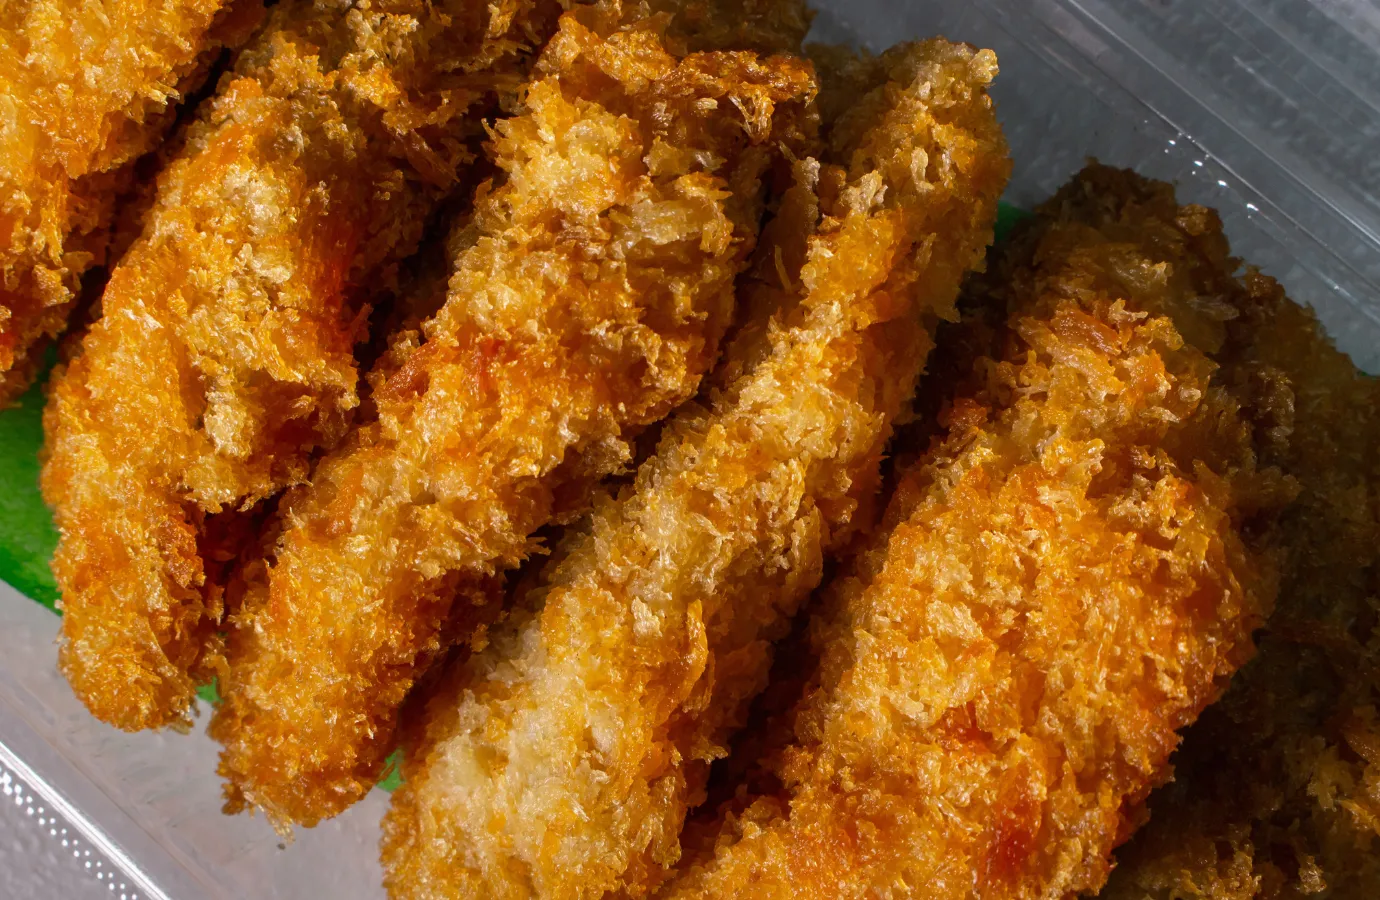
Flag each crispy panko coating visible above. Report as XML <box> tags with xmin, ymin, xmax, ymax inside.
<box><xmin>649</xmin><ymin>0</ymin><xmax>812</xmax><ymax>55</ymax></box>
<box><xmin>1101</xmin><ymin>241</ymin><xmax>1380</xmax><ymax>893</ymax></box>
<box><xmin>209</xmin><ymin>1</ymin><xmax>819</xmax><ymax>829</ymax></box>
<box><xmin>380</xmin><ymin>40</ymin><xmax>1010</xmax><ymax>900</ymax></box>
<box><xmin>0</xmin><ymin>0</ymin><xmax>264</xmax><ymax>403</ymax></box>
<box><xmin>674</xmin><ymin>275</ymin><xmax>1014</xmax><ymax>865</ymax></box>
<box><xmin>660</xmin><ymin>165</ymin><xmax>1294</xmax><ymax>900</ymax></box>
<box><xmin>41</xmin><ymin>0</ymin><xmax>566</xmax><ymax>732</ymax></box>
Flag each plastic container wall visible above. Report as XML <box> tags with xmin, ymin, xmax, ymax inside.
<box><xmin>813</xmin><ymin>0</ymin><xmax>1380</xmax><ymax>371</ymax></box>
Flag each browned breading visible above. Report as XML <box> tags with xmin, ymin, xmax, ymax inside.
<box><xmin>41</xmin><ymin>0</ymin><xmax>566</xmax><ymax>732</ymax></box>
<box><xmin>378</xmin><ymin>39</ymin><xmax>1009</xmax><ymax>900</ymax></box>
<box><xmin>650</xmin><ymin>0</ymin><xmax>812</xmax><ymax>54</ymax></box>
<box><xmin>208</xmin><ymin>1</ymin><xmax>819</xmax><ymax>830</ymax></box>
<box><xmin>0</xmin><ymin>0</ymin><xmax>264</xmax><ymax>404</ymax></box>
<box><xmin>660</xmin><ymin>165</ymin><xmax>1293</xmax><ymax>900</ymax></box>
<box><xmin>1101</xmin><ymin>243</ymin><xmax>1380</xmax><ymax>896</ymax></box>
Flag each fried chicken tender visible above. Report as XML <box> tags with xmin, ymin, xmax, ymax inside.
<box><xmin>0</xmin><ymin>0</ymin><xmax>264</xmax><ymax>403</ymax></box>
<box><xmin>659</xmin><ymin>165</ymin><xmax>1293</xmax><ymax>900</ymax></box>
<box><xmin>209</xmin><ymin>1</ymin><xmax>818</xmax><ymax>828</ymax></box>
<box><xmin>41</xmin><ymin>0</ymin><xmax>566</xmax><ymax>732</ymax></box>
<box><xmin>1101</xmin><ymin>248</ymin><xmax>1380</xmax><ymax>894</ymax></box>
<box><xmin>379</xmin><ymin>40</ymin><xmax>1010</xmax><ymax>900</ymax></box>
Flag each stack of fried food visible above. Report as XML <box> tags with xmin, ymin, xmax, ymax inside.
<box><xmin>8</xmin><ymin>0</ymin><xmax>1376</xmax><ymax>897</ymax></box>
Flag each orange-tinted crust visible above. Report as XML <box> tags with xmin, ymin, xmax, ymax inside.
<box><xmin>378</xmin><ymin>39</ymin><xmax>1009</xmax><ymax>900</ymax></box>
<box><xmin>649</xmin><ymin>0</ymin><xmax>812</xmax><ymax>55</ymax></box>
<box><xmin>1101</xmin><ymin>223</ymin><xmax>1380</xmax><ymax>896</ymax></box>
<box><xmin>0</xmin><ymin>0</ymin><xmax>265</xmax><ymax>404</ymax></box>
<box><xmin>660</xmin><ymin>165</ymin><xmax>1292</xmax><ymax>900</ymax></box>
<box><xmin>41</xmin><ymin>0</ymin><xmax>565</xmax><ymax>732</ymax></box>
<box><xmin>209</xmin><ymin>1</ymin><xmax>819</xmax><ymax>829</ymax></box>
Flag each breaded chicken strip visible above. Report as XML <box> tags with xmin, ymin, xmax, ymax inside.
<box><xmin>660</xmin><ymin>166</ymin><xmax>1292</xmax><ymax>900</ymax></box>
<box><xmin>41</xmin><ymin>0</ymin><xmax>566</xmax><ymax>732</ymax></box>
<box><xmin>0</xmin><ymin>0</ymin><xmax>264</xmax><ymax>403</ymax></box>
<box><xmin>1102</xmin><ymin>247</ymin><xmax>1380</xmax><ymax>893</ymax></box>
<box><xmin>379</xmin><ymin>40</ymin><xmax>1009</xmax><ymax>900</ymax></box>
<box><xmin>209</xmin><ymin>1</ymin><xmax>818</xmax><ymax>829</ymax></box>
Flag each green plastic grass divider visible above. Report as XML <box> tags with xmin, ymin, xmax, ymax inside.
<box><xmin>0</xmin><ymin>347</ymin><xmax>59</xmax><ymax>611</ymax></box>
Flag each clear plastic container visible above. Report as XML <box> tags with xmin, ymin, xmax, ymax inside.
<box><xmin>2</xmin><ymin>1</ymin><xmax>1377</xmax><ymax>897</ymax></box>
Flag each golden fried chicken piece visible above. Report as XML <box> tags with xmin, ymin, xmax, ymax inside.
<box><xmin>0</xmin><ymin>0</ymin><xmax>264</xmax><ymax>403</ymax></box>
<box><xmin>659</xmin><ymin>165</ymin><xmax>1293</xmax><ymax>900</ymax></box>
<box><xmin>41</xmin><ymin>0</ymin><xmax>566</xmax><ymax>732</ymax></box>
<box><xmin>1101</xmin><ymin>245</ymin><xmax>1380</xmax><ymax>894</ymax></box>
<box><xmin>379</xmin><ymin>40</ymin><xmax>1009</xmax><ymax>900</ymax></box>
<box><xmin>209</xmin><ymin>1</ymin><xmax>818</xmax><ymax>829</ymax></box>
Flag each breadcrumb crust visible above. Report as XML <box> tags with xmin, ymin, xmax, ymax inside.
<box><xmin>209</xmin><ymin>0</ymin><xmax>818</xmax><ymax>829</ymax></box>
<box><xmin>1102</xmin><ymin>200</ymin><xmax>1380</xmax><ymax>897</ymax></box>
<box><xmin>42</xmin><ymin>0</ymin><xmax>564</xmax><ymax>731</ymax></box>
<box><xmin>0</xmin><ymin>0</ymin><xmax>264</xmax><ymax>403</ymax></box>
<box><xmin>379</xmin><ymin>38</ymin><xmax>1009</xmax><ymax>900</ymax></box>
<box><xmin>659</xmin><ymin>165</ymin><xmax>1293</xmax><ymax>900</ymax></box>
